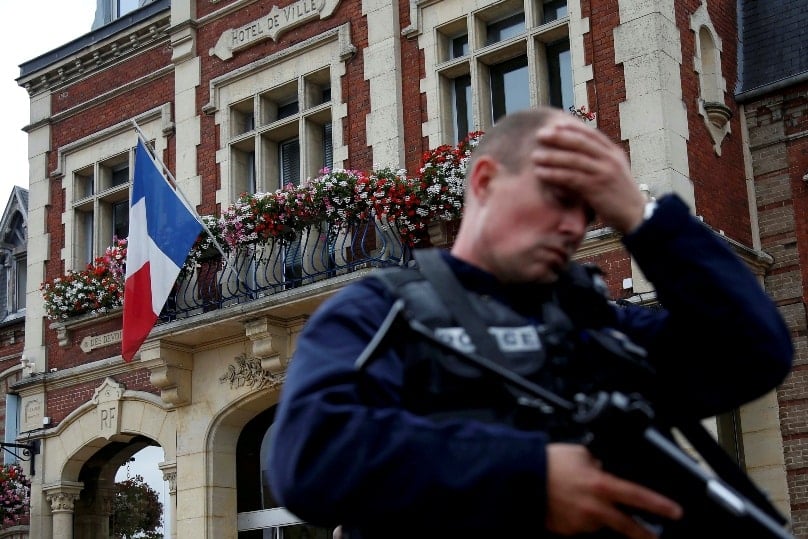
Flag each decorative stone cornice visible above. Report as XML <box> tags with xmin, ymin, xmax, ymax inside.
<box><xmin>22</xmin><ymin>19</ymin><xmax>171</xmax><ymax>97</ymax></box>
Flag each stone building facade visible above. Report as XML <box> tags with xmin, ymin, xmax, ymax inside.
<box><xmin>10</xmin><ymin>0</ymin><xmax>807</xmax><ymax>537</ymax></box>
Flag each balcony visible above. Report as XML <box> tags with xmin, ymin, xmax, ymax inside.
<box><xmin>157</xmin><ymin>219</ymin><xmax>459</xmax><ymax>324</ymax></box>
<box><xmin>45</xmin><ymin>217</ymin><xmax>463</xmax><ymax>367</ymax></box>
<box><xmin>160</xmin><ymin>217</ymin><xmax>421</xmax><ymax>321</ymax></box>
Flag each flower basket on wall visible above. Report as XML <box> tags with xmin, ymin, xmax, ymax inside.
<box><xmin>0</xmin><ymin>464</ymin><xmax>30</xmax><ymax>529</ymax></box>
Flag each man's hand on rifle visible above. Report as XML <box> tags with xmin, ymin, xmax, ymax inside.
<box><xmin>546</xmin><ymin>443</ymin><xmax>683</xmax><ymax>538</ymax></box>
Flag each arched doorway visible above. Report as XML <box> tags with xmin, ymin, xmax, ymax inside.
<box><xmin>72</xmin><ymin>435</ymin><xmax>159</xmax><ymax>538</ymax></box>
<box><xmin>235</xmin><ymin>407</ymin><xmax>331</xmax><ymax>539</ymax></box>
<box><xmin>33</xmin><ymin>380</ymin><xmax>176</xmax><ymax>539</ymax></box>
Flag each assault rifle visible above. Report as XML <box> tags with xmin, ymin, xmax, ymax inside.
<box><xmin>358</xmin><ymin>298</ymin><xmax>793</xmax><ymax>539</ymax></box>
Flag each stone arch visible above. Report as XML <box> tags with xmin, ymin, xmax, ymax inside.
<box><xmin>203</xmin><ymin>384</ymin><xmax>282</xmax><ymax>539</ymax></box>
<box><xmin>49</xmin><ymin>381</ymin><xmax>175</xmax><ymax>483</ymax></box>
<box><xmin>34</xmin><ymin>378</ymin><xmax>175</xmax><ymax>539</ymax></box>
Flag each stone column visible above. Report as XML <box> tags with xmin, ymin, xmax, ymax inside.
<box><xmin>43</xmin><ymin>482</ymin><xmax>83</xmax><ymax>539</ymax></box>
<box><xmin>159</xmin><ymin>462</ymin><xmax>178</xmax><ymax>539</ymax></box>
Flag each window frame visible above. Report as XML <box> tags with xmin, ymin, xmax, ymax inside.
<box><xmin>70</xmin><ymin>150</ymin><xmax>132</xmax><ymax>267</ymax></box>
<box><xmin>211</xmin><ymin>24</ymin><xmax>349</xmax><ymax>213</ymax></box>
<box><xmin>12</xmin><ymin>254</ymin><xmax>26</xmax><ymax>312</ymax></box>
<box><xmin>227</xmin><ymin>69</ymin><xmax>334</xmax><ymax>197</ymax></box>
<box><xmin>426</xmin><ymin>0</ymin><xmax>577</xmax><ymax>145</ymax></box>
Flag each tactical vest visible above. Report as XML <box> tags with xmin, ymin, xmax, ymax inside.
<box><xmin>368</xmin><ymin>260</ymin><xmax>656</xmax><ymax>438</ymax></box>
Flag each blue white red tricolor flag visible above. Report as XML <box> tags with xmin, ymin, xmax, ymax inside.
<box><xmin>122</xmin><ymin>139</ymin><xmax>203</xmax><ymax>362</ymax></box>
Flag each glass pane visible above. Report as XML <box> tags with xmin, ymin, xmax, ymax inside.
<box><xmin>547</xmin><ymin>40</ymin><xmax>572</xmax><ymax>111</ymax></box>
<box><xmin>81</xmin><ymin>211</ymin><xmax>94</xmax><ymax>266</ymax></box>
<box><xmin>112</xmin><ymin>205</ymin><xmax>129</xmax><ymax>243</ymax></box>
<box><xmin>452</xmin><ymin>74</ymin><xmax>472</xmax><ymax>143</ymax></box>
<box><xmin>118</xmin><ymin>0</ymin><xmax>141</xmax><ymax>17</ymax></box>
<box><xmin>277</xmin><ymin>101</ymin><xmax>300</xmax><ymax>120</ymax></box>
<box><xmin>280</xmin><ymin>139</ymin><xmax>301</xmax><ymax>187</ymax></box>
<box><xmin>486</xmin><ymin>12</ymin><xmax>525</xmax><ymax>45</ymax></box>
<box><xmin>113</xmin><ymin>200</ymin><xmax>129</xmax><ymax>241</ymax></box>
<box><xmin>75</xmin><ymin>169</ymin><xmax>94</xmax><ymax>199</ymax></box>
<box><xmin>111</xmin><ymin>164</ymin><xmax>129</xmax><ymax>187</ymax></box>
<box><xmin>542</xmin><ymin>0</ymin><xmax>568</xmax><ymax>23</ymax></box>
<box><xmin>232</xmin><ymin>98</ymin><xmax>256</xmax><ymax>135</ymax></box>
<box><xmin>15</xmin><ymin>256</ymin><xmax>26</xmax><ymax>310</ymax></box>
<box><xmin>451</xmin><ymin>34</ymin><xmax>469</xmax><ymax>58</ymax></box>
<box><xmin>490</xmin><ymin>56</ymin><xmax>530</xmax><ymax>122</ymax></box>
<box><xmin>248</xmin><ymin>152</ymin><xmax>256</xmax><ymax>194</ymax></box>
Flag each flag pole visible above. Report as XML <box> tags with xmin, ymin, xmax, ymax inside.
<box><xmin>131</xmin><ymin>120</ymin><xmax>226</xmax><ymax>258</ymax></box>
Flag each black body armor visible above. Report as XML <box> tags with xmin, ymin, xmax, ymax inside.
<box><xmin>368</xmin><ymin>261</ymin><xmax>656</xmax><ymax>438</ymax></box>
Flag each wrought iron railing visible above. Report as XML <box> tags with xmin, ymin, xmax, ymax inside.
<box><xmin>159</xmin><ymin>219</ymin><xmax>414</xmax><ymax>321</ymax></box>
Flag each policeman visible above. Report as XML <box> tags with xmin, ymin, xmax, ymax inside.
<box><xmin>267</xmin><ymin>107</ymin><xmax>793</xmax><ymax>538</ymax></box>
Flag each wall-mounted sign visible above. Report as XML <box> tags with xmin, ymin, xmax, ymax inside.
<box><xmin>80</xmin><ymin>329</ymin><xmax>122</xmax><ymax>353</ymax></box>
<box><xmin>210</xmin><ymin>0</ymin><xmax>341</xmax><ymax>60</ymax></box>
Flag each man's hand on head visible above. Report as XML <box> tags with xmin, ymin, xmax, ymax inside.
<box><xmin>533</xmin><ymin>118</ymin><xmax>646</xmax><ymax>234</ymax></box>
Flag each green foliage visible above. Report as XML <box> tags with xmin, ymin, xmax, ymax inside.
<box><xmin>111</xmin><ymin>474</ymin><xmax>163</xmax><ymax>539</ymax></box>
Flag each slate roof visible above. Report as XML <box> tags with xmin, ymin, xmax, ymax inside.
<box><xmin>738</xmin><ymin>0</ymin><xmax>808</xmax><ymax>98</ymax></box>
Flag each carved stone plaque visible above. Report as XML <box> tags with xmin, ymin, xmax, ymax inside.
<box><xmin>80</xmin><ymin>330</ymin><xmax>122</xmax><ymax>353</ymax></box>
<box><xmin>210</xmin><ymin>0</ymin><xmax>341</xmax><ymax>60</ymax></box>
<box><xmin>92</xmin><ymin>378</ymin><xmax>125</xmax><ymax>440</ymax></box>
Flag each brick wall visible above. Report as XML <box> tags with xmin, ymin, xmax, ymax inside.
<box><xmin>744</xmin><ymin>81</ymin><xmax>808</xmax><ymax>536</ymax></box>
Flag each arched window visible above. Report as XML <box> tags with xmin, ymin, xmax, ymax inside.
<box><xmin>691</xmin><ymin>7</ymin><xmax>732</xmax><ymax>154</ymax></box>
<box><xmin>698</xmin><ymin>27</ymin><xmax>721</xmax><ymax>104</ymax></box>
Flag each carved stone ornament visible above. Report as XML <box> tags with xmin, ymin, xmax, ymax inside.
<box><xmin>699</xmin><ymin>100</ymin><xmax>733</xmax><ymax>156</ymax></box>
<box><xmin>220</xmin><ymin>354</ymin><xmax>284</xmax><ymax>391</ymax></box>
<box><xmin>703</xmin><ymin>101</ymin><xmax>732</xmax><ymax>128</ymax></box>
<box><xmin>43</xmin><ymin>481</ymin><xmax>84</xmax><ymax>512</ymax></box>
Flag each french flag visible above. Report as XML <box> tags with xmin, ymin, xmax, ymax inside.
<box><xmin>122</xmin><ymin>139</ymin><xmax>203</xmax><ymax>362</ymax></box>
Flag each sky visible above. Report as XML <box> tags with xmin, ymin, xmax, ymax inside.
<box><xmin>2</xmin><ymin>1</ymin><xmax>170</xmax><ymax>531</ymax></box>
<box><xmin>0</xmin><ymin>0</ymin><xmax>97</xmax><ymax>205</ymax></box>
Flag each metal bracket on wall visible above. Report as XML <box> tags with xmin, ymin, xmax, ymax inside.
<box><xmin>0</xmin><ymin>440</ymin><xmax>40</xmax><ymax>476</ymax></box>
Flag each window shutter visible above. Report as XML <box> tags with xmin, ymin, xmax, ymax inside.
<box><xmin>280</xmin><ymin>139</ymin><xmax>300</xmax><ymax>187</ymax></box>
<box><xmin>323</xmin><ymin>123</ymin><xmax>333</xmax><ymax>169</ymax></box>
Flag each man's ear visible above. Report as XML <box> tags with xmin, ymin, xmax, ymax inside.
<box><xmin>468</xmin><ymin>155</ymin><xmax>498</xmax><ymax>202</ymax></box>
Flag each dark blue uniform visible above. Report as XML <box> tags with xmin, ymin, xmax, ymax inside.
<box><xmin>267</xmin><ymin>194</ymin><xmax>793</xmax><ymax>538</ymax></box>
